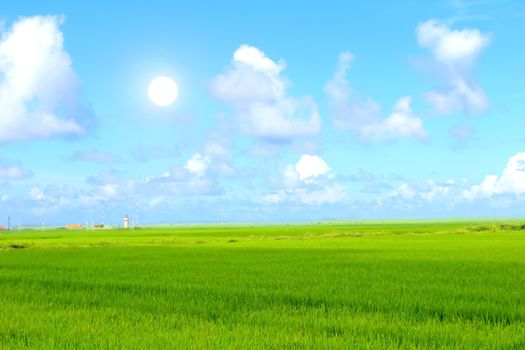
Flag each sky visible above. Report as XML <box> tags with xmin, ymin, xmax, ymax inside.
<box><xmin>1</xmin><ymin>0</ymin><xmax>525</xmax><ymax>226</ymax></box>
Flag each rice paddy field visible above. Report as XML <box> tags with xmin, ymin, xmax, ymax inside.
<box><xmin>1</xmin><ymin>221</ymin><xmax>525</xmax><ymax>349</ymax></box>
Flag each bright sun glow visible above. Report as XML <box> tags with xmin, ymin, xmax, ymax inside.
<box><xmin>148</xmin><ymin>76</ymin><xmax>178</xmax><ymax>106</ymax></box>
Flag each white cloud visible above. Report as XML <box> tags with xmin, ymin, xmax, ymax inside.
<box><xmin>24</xmin><ymin>177</ymin><xmax>132</xmax><ymax>214</ymax></box>
<box><xmin>423</xmin><ymin>77</ymin><xmax>488</xmax><ymax>114</ymax></box>
<box><xmin>139</xmin><ymin>143</ymin><xmax>234</xmax><ymax>199</ymax></box>
<box><xmin>388</xmin><ymin>180</ymin><xmax>454</xmax><ymax>201</ymax></box>
<box><xmin>282</xmin><ymin>154</ymin><xmax>331</xmax><ymax>186</ymax></box>
<box><xmin>262</xmin><ymin>154</ymin><xmax>345</xmax><ymax>205</ymax></box>
<box><xmin>463</xmin><ymin>152</ymin><xmax>525</xmax><ymax>200</ymax></box>
<box><xmin>16</xmin><ymin>159</ymin><xmax>232</xmax><ymax>220</ymax></box>
<box><xmin>294</xmin><ymin>154</ymin><xmax>331</xmax><ymax>181</ymax></box>
<box><xmin>283</xmin><ymin>164</ymin><xmax>299</xmax><ymax>187</ymax></box>
<box><xmin>74</xmin><ymin>171</ymin><xmax>136</xmax><ymax>206</ymax></box>
<box><xmin>296</xmin><ymin>184</ymin><xmax>346</xmax><ymax>205</ymax></box>
<box><xmin>387</xmin><ymin>183</ymin><xmax>417</xmax><ymax>200</ymax></box>
<box><xmin>82</xmin><ymin>181</ymin><xmax>132</xmax><ymax>206</ymax></box>
<box><xmin>212</xmin><ymin>45</ymin><xmax>320</xmax><ymax>141</ymax></box>
<box><xmin>378</xmin><ymin>180</ymin><xmax>456</xmax><ymax>210</ymax></box>
<box><xmin>233</xmin><ymin>45</ymin><xmax>285</xmax><ymax>83</ymax></box>
<box><xmin>360</xmin><ymin>97</ymin><xmax>428</xmax><ymax>141</ymax></box>
<box><xmin>0</xmin><ymin>164</ymin><xmax>32</xmax><ymax>179</ymax></box>
<box><xmin>416</xmin><ymin>19</ymin><xmax>491</xmax><ymax>115</ymax></box>
<box><xmin>201</xmin><ymin>138</ymin><xmax>236</xmax><ymax>176</ymax></box>
<box><xmin>261</xmin><ymin>184</ymin><xmax>346</xmax><ymax>206</ymax></box>
<box><xmin>324</xmin><ymin>52</ymin><xmax>354</xmax><ymax>102</ymax></box>
<box><xmin>325</xmin><ymin>52</ymin><xmax>381</xmax><ymax>130</ymax></box>
<box><xmin>213</xmin><ymin>45</ymin><xmax>286</xmax><ymax>107</ymax></box>
<box><xmin>420</xmin><ymin>180</ymin><xmax>453</xmax><ymax>201</ymax></box>
<box><xmin>99</xmin><ymin>184</ymin><xmax>119</xmax><ymax>199</ymax></box>
<box><xmin>184</xmin><ymin>153</ymin><xmax>211</xmax><ymax>177</ymax></box>
<box><xmin>326</xmin><ymin>53</ymin><xmax>426</xmax><ymax>141</ymax></box>
<box><xmin>79</xmin><ymin>161</ymin><xmax>223</xmax><ymax>208</ymax></box>
<box><xmin>417</xmin><ymin>19</ymin><xmax>490</xmax><ymax>65</ymax></box>
<box><xmin>0</xmin><ymin>15</ymin><xmax>88</xmax><ymax>141</ymax></box>
<box><xmin>29</xmin><ymin>186</ymin><xmax>44</xmax><ymax>201</ymax></box>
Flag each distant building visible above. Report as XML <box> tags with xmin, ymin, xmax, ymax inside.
<box><xmin>94</xmin><ymin>224</ymin><xmax>104</xmax><ymax>228</ymax></box>
<box><xmin>0</xmin><ymin>226</ymin><xmax>7</xmax><ymax>231</ymax></box>
<box><xmin>66</xmin><ymin>224</ymin><xmax>83</xmax><ymax>229</ymax></box>
<box><xmin>123</xmin><ymin>215</ymin><xmax>129</xmax><ymax>229</ymax></box>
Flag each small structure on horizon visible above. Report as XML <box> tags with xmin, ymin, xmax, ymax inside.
<box><xmin>0</xmin><ymin>226</ymin><xmax>7</xmax><ymax>231</ymax></box>
<box><xmin>66</xmin><ymin>224</ymin><xmax>83</xmax><ymax>229</ymax></box>
<box><xmin>94</xmin><ymin>224</ymin><xmax>104</xmax><ymax>228</ymax></box>
<box><xmin>123</xmin><ymin>214</ymin><xmax>129</xmax><ymax>229</ymax></box>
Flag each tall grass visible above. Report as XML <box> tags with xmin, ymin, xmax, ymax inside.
<box><xmin>1</xmin><ymin>222</ymin><xmax>524</xmax><ymax>348</ymax></box>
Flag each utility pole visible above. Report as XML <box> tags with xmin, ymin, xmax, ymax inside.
<box><xmin>135</xmin><ymin>199</ymin><xmax>139</xmax><ymax>227</ymax></box>
<box><xmin>7</xmin><ymin>215</ymin><xmax>10</xmax><ymax>231</ymax></box>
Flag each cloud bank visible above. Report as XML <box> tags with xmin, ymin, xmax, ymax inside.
<box><xmin>262</xmin><ymin>154</ymin><xmax>346</xmax><ymax>205</ymax></box>
<box><xmin>212</xmin><ymin>45</ymin><xmax>320</xmax><ymax>142</ymax></box>
<box><xmin>0</xmin><ymin>15</ymin><xmax>91</xmax><ymax>142</ymax></box>
<box><xmin>463</xmin><ymin>152</ymin><xmax>525</xmax><ymax>200</ymax></box>
<box><xmin>326</xmin><ymin>52</ymin><xmax>427</xmax><ymax>141</ymax></box>
<box><xmin>416</xmin><ymin>19</ymin><xmax>491</xmax><ymax>115</ymax></box>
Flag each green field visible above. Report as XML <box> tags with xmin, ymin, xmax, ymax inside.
<box><xmin>1</xmin><ymin>222</ymin><xmax>525</xmax><ymax>349</ymax></box>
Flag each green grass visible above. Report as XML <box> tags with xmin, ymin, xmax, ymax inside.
<box><xmin>1</xmin><ymin>221</ymin><xmax>525</xmax><ymax>349</ymax></box>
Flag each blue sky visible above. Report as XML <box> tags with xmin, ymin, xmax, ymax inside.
<box><xmin>1</xmin><ymin>0</ymin><xmax>525</xmax><ymax>226</ymax></box>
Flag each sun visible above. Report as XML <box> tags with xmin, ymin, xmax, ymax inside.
<box><xmin>148</xmin><ymin>76</ymin><xmax>178</xmax><ymax>106</ymax></box>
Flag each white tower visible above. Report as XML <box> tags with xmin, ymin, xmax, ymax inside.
<box><xmin>123</xmin><ymin>214</ymin><xmax>129</xmax><ymax>229</ymax></box>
